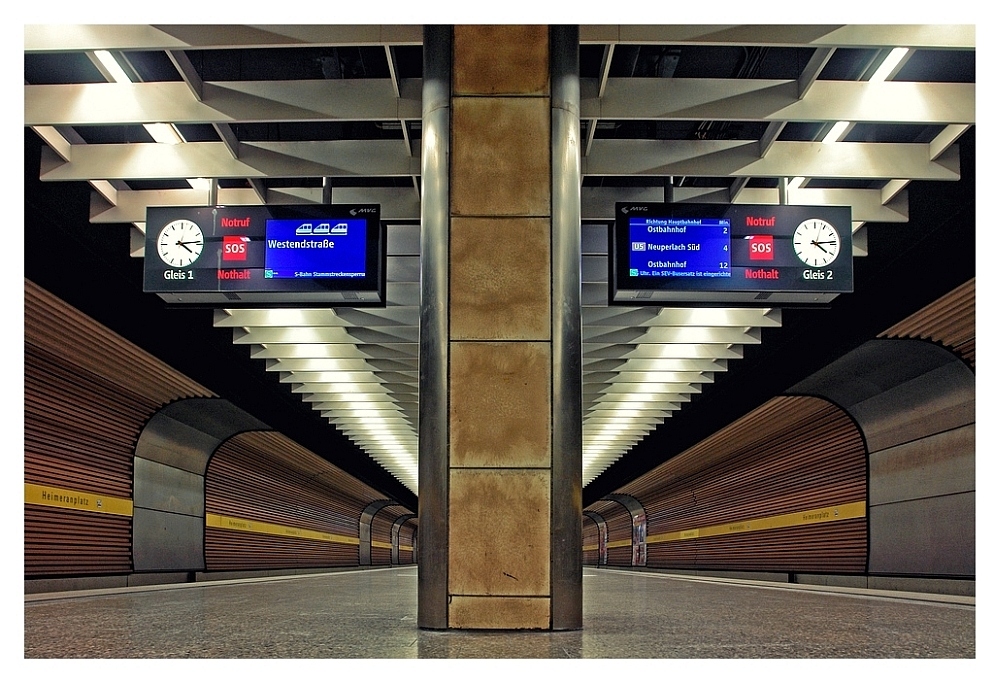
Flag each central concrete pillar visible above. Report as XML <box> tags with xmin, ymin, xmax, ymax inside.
<box><xmin>418</xmin><ymin>25</ymin><xmax>582</xmax><ymax>630</ymax></box>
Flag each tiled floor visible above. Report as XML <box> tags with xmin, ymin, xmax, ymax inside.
<box><xmin>23</xmin><ymin>566</ymin><xmax>975</xmax><ymax>660</ymax></box>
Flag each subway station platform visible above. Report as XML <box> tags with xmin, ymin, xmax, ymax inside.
<box><xmin>23</xmin><ymin>566</ymin><xmax>975</xmax><ymax>662</ymax></box>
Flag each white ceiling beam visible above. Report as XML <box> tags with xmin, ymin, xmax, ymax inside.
<box><xmin>248</xmin><ymin>342</ymin><xmax>416</xmax><ymax>359</ymax></box>
<box><xmin>586</xmin><ymin>400</ymin><xmax>683</xmax><ymax>411</ymax></box>
<box><xmin>581</xmin><ymin>80</ymin><xmax>973</xmax><ymax>125</ymax></box>
<box><xmin>25</xmin><ymin>25</ymin><xmax>423</xmax><ymax>52</ymax></box>
<box><xmin>580</xmin><ymin>25</ymin><xmax>974</xmax><ymax>50</ymax></box>
<box><xmin>930</xmin><ymin>124</ymin><xmax>971</xmax><ymax>161</ymax></box>
<box><xmin>233</xmin><ymin>326</ymin><xmax>418</xmax><ymax>344</ymax></box>
<box><xmin>26</xmin><ymin>24</ymin><xmax>974</xmax><ymax>53</ymax></box>
<box><xmin>40</xmin><ymin>139</ymin><xmax>421</xmax><ymax>182</ymax></box>
<box><xmin>26</xmin><ymin>80</ymin><xmax>419</xmax><ymax>126</ymax></box>
<box><xmin>215</xmin><ymin>307</ymin><xmax>417</xmax><ymax>328</ymax></box>
<box><xmin>28</xmin><ymin>78</ymin><xmax>970</xmax><ymax>128</ymax></box>
<box><xmin>798</xmin><ymin>47</ymin><xmax>835</xmax><ymax>98</ymax></box>
<box><xmin>584</xmin><ymin>358</ymin><xmax>728</xmax><ymax>373</ymax></box>
<box><xmin>583</xmin><ymin>326</ymin><xmax>761</xmax><ymax>345</ymax></box>
<box><xmin>44</xmin><ymin>138</ymin><xmax>957</xmax><ymax>185</ymax></box>
<box><xmin>583</xmin><ymin>307</ymin><xmax>780</xmax><ymax>327</ymax></box>
<box><xmin>583</xmin><ymin>139</ymin><xmax>961</xmax><ymax>182</ymax></box>
<box><xmin>88</xmin><ymin>187</ymin><xmax>265</xmax><ymax>224</ymax></box>
<box><xmin>73</xmin><ymin>184</ymin><xmax>883</xmax><ymax>226</ymax></box>
<box><xmin>31</xmin><ymin>78</ymin><xmax>975</xmax><ymax>126</ymax></box>
<box><xmin>584</xmin><ymin>343</ymin><xmax>743</xmax><ymax>360</ymax></box>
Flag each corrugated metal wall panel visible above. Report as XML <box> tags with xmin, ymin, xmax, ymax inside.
<box><xmin>25</xmin><ymin>504</ymin><xmax>133</xmax><ymax>576</ymax></box>
<box><xmin>879</xmin><ymin>278</ymin><xmax>975</xmax><ymax>368</ymax></box>
<box><xmin>205</xmin><ymin>431</ymin><xmax>411</xmax><ymax>571</ymax></box>
<box><xmin>397</xmin><ymin>519</ymin><xmax>417</xmax><ymax>565</ymax></box>
<box><xmin>587</xmin><ymin>499</ymin><xmax>634</xmax><ymax>567</ymax></box>
<box><xmin>600</xmin><ymin>396</ymin><xmax>867</xmax><ymax>573</ymax></box>
<box><xmin>582</xmin><ymin>516</ymin><xmax>600</xmax><ymax>565</ymax></box>
<box><xmin>204</xmin><ymin>528</ymin><xmax>358</xmax><ymax>569</ymax></box>
<box><xmin>372</xmin><ymin>505</ymin><xmax>410</xmax><ymax>565</ymax></box>
<box><xmin>24</xmin><ymin>281</ymin><xmax>215</xmax><ymax>577</ymax></box>
<box><xmin>645</xmin><ymin>519</ymin><xmax>867</xmax><ymax>573</ymax></box>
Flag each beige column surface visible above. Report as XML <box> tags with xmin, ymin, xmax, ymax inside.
<box><xmin>446</xmin><ymin>24</ymin><xmax>555</xmax><ymax>629</ymax></box>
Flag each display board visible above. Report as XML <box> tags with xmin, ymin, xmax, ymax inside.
<box><xmin>610</xmin><ymin>202</ymin><xmax>853</xmax><ymax>305</ymax></box>
<box><xmin>143</xmin><ymin>204</ymin><xmax>385</xmax><ymax>306</ymax></box>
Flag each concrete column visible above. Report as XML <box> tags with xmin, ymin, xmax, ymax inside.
<box><xmin>418</xmin><ymin>25</ymin><xmax>582</xmax><ymax>631</ymax></box>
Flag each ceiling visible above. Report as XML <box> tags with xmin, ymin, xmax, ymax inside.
<box><xmin>23</xmin><ymin>25</ymin><xmax>976</xmax><ymax>506</ymax></box>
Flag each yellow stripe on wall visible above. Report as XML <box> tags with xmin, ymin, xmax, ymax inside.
<box><xmin>24</xmin><ymin>483</ymin><xmax>133</xmax><ymax>517</ymax></box>
<box><xmin>372</xmin><ymin>540</ymin><xmax>394</xmax><ymax>549</ymax></box>
<box><xmin>205</xmin><ymin>513</ymin><xmax>360</xmax><ymax>546</ymax></box>
<box><xmin>646</xmin><ymin>500</ymin><xmax>866</xmax><ymax>545</ymax></box>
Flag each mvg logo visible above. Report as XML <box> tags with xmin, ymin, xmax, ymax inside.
<box><xmin>621</xmin><ymin>205</ymin><xmax>648</xmax><ymax>214</ymax></box>
<box><xmin>350</xmin><ymin>208</ymin><xmax>377</xmax><ymax>216</ymax></box>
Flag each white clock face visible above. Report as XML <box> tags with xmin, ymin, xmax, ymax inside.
<box><xmin>157</xmin><ymin>219</ymin><xmax>204</xmax><ymax>267</ymax></box>
<box><xmin>793</xmin><ymin>218</ymin><xmax>841</xmax><ymax>268</ymax></box>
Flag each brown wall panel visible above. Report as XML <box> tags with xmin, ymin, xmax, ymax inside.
<box><xmin>24</xmin><ymin>280</ymin><xmax>214</xmax><ymax>577</ymax></box>
<box><xmin>205</xmin><ymin>431</ymin><xmax>412</xmax><ymax>571</ymax></box>
<box><xmin>591</xmin><ymin>396</ymin><xmax>867</xmax><ymax>574</ymax></box>
<box><xmin>25</xmin><ymin>507</ymin><xmax>132</xmax><ymax>576</ymax></box>
<box><xmin>879</xmin><ymin>278</ymin><xmax>974</xmax><ymax>368</ymax></box>
<box><xmin>26</xmin><ymin>280</ymin><xmax>414</xmax><ymax>581</ymax></box>
<box><xmin>582</xmin><ymin>516</ymin><xmax>600</xmax><ymax>565</ymax></box>
<box><xmin>588</xmin><ymin>499</ymin><xmax>634</xmax><ymax>567</ymax></box>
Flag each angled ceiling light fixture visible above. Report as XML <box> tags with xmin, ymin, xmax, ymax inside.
<box><xmin>94</xmin><ymin>50</ymin><xmax>186</xmax><ymax>146</ymax></box>
<box><xmin>822</xmin><ymin>47</ymin><xmax>910</xmax><ymax>145</ymax></box>
<box><xmin>869</xmin><ymin>47</ymin><xmax>910</xmax><ymax>83</ymax></box>
<box><xmin>821</xmin><ymin>120</ymin><xmax>851</xmax><ymax>144</ymax></box>
<box><xmin>93</xmin><ymin>49</ymin><xmax>131</xmax><ymax>84</ymax></box>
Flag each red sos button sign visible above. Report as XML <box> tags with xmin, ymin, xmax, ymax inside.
<box><xmin>748</xmin><ymin>235</ymin><xmax>774</xmax><ymax>261</ymax></box>
<box><xmin>223</xmin><ymin>236</ymin><xmax>249</xmax><ymax>261</ymax></box>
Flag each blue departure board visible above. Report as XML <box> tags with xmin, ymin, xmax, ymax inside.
<box><xmin>611</xmin><ymin>203</ymin><xmax>853</xmax><ymax>305</ymax></box>
<box><xmin>264</xmin><ymin>219</ymin><xmax>367</xmax><ymax>279</ymax></box>
<box><xmin>628</xmin><ymin>217</ymin><xmax>731</xmax><ymax>279</ymax></box>
<box><xmin>143</xmin><ymin>204</ymin><xmax>385</xmax><ymax>306</ymax></box>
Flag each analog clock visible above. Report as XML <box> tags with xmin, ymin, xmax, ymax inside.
<box><xmin>156</xmin><ymin>219</ymin><xmax>204</xmax><ymax>267</ymax></box>
<box><xmin>792</xmin><ymin>218</ymin><xmax>841</xmax><ymax>268</ymax></box>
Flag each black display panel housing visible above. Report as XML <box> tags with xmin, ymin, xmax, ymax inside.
<box><xmin>610</xmin><ymin>202</ymin><xmax>853</xmax><ymax>305</ymax></box>
<box><xmin>143</xmin><ymin>204</ymin><xmax>386</xmax><ymax>306</ymax></box>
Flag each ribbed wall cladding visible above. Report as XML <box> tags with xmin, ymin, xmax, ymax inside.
<box><xmin>26</xmin><ymin>279</ymin><xmax>418</xmax><ymax>580</ymax></box>
<box><xmin>24</xmin><ymin>507</ymin><xmax>132</xmax><ymax>576</ymax></box>
<box><xmin>582</xmin><ymin>516</ymin><xmax>600</xmax><ymax>565</ymax></box>
<box><xmin>205</xmin><ymin>431</ymin><xmax>408</xmax><ymax>571</ymax></box>
<box><xmin>372</xmin><ymin>504</ymin><xmax>412</xmax><ymax>565</ymax></box>
<box><xmin>644</xmin><ymin>520</ymin><xmax>868</xmax><ymax>572</ymax></box>
<box><xmin>592</xmin><ymin>396</ymin><xmax>867</xmax><ymax>573</ymax></box>
<box><xmin>24</xmin><ymin>280</ymin><xmax>214</xmax><ymax>577</ymax></box>
<box><xmin>879</xmin><ymin>278</ymin><xmax>975</xmax><ymax>368</ymax></box>
<box><xmin>397</xmin><ymin>518</ymin><xmax>417</xmax><ymax>564</ymax></box>
<box><xmin>588</xmin><ymin>498</ymin><xmax>635</xmax><ymax>566</ymax></box>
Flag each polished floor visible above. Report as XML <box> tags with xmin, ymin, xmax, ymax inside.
<box><xmin>24</xmin><ymin>566</ymin><xmax>975</xmax><ymax>662</ymax></box>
